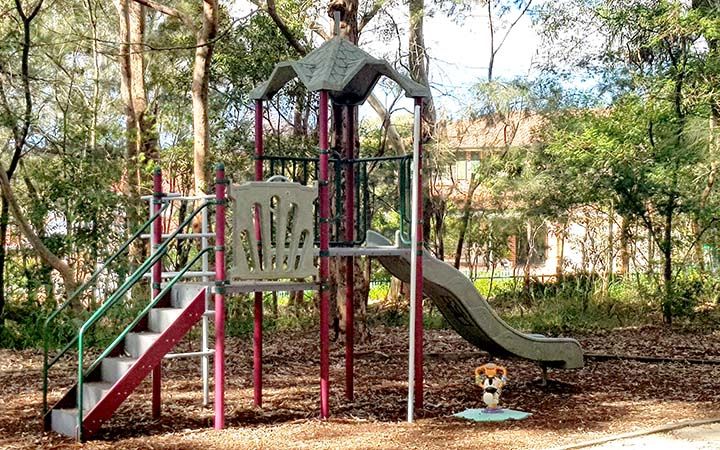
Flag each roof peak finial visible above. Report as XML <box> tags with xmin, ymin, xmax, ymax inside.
<box><xmin>333</xmin><ymin>10</ymin><xmax>341</xmax><ymax>36</ymax></box>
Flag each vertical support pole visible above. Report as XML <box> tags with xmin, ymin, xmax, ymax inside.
<box><xmin>201</xmin><ymin>206</ymin><xmax>210</xmax><ymax>406</ymax></box>
<box><xmin>407</xmin><ymin>98</ymin><xmax>424</xmax><ymax>422</ymax></box>
<box><xmin>319</xmin><ymin>91</ymin><xmax>331</xmax><ymax>418</ymax></box>
<box><xmin>253</xmin><ymin>99</ymin><xmax>264</xmax><ymax>408</ymax></box>
<box><xmin>214</xmin><ymin>164</ymin><xmax>227</xmax><ymax>430</ymax></box>
<box><xmin>344</xmin><ymin>105</ymin><xmax>355</xmax><ymax>402</ymax></box>
<box><xmin>414</xmin><ymin>98</ymin><xmax>425</xmax><ymax>411</ymax></box>
<box><xmin>151</xmin><ymin>167</ymin><xmax>163</xmax><ymax>419</ymax></box>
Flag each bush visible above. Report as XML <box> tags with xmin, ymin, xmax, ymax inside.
<box><xmin>663</xmin><ymin>270</ymin><xmax>720</xmax><ymax>320</ymax></box>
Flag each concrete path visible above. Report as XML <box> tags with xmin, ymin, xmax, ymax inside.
<box><xmin>588</xmin><ymin>423</ymin><xmax>720</xmax><ymax>449</ymax></box>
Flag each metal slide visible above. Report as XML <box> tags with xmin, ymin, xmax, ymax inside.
<box><xmin>366</xmin><ymin>231</ymin><xmax>584</xmax><ymax>369</ymax></box>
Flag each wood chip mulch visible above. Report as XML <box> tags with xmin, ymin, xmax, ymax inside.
<box><xmin>2</xmin><ymin>325</ymin><xmax>719</xmax><ymax>449</ymax></box>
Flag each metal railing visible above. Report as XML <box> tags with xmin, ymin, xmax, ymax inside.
<box><xmin>42</xmin><ymin>202</ymin><xmax>171</xmax><ymax>416</ymax></box>
<box><xmin>260</xmin><ymin>154</ymin><xmax>412</xmax><ymax>246</ymax></box>
<box><xmin>74</xmin><ymin>200</ymin><xmax>214</xmax><ymax>440</ymax></box>
<box><xmin>140</xmin><ymin>193</ymin><xmax>215</xmax><ymax>404</ymax></box>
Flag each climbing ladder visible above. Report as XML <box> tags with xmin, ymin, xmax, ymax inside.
<box><xmin>42</xmin><ymin>168</ymin><xmax>225</xmax><ymax>440</ymax></box>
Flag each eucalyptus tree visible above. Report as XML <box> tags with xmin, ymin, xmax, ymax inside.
<box><xmin>0</xmin><ymin>0</ymin><xmax>78</xmax><ymax>324</ymax></box>
<box><xmin>536</xmin><ymin>0</ymin><xmax>720</xmax><ymax>323</ymax></box>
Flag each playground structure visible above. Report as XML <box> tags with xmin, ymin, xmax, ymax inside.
<box><xmin>41</xmin><ymin>32</ymin><xmax>583</xmax><ymax>441</ymax></box>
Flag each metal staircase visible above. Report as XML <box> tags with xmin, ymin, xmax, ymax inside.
<box><xmin>47</xmin><ymin>284</ymin><xmax>206</xmax><ymax>439</ymax></box>
<box><xmin>42</xmin><ymin>171</ymin><xmax>221</xmax><ymax>441</ymax></box>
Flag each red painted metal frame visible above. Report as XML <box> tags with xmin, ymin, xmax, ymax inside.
<box><xmin>344</xmin><ymin>105</ymin><xmax>355</xmax><ymax>401</ymax></box>
<box><xmin>151</xmin><ymin>168</ymin><xmax>163</xmax><ymax>419</ymax></box>
<box><xmin>413</xmin><ymin>97</ymin><xmax>424</xmax><ymax>409</ymax></box>
<box><xmin>253</xmin><ymin>100</ymin><xmax>264</xmax><ymax>408</ymax></box>
<box><xmin>80</xmin><ymin>289</ymin><xmax>205</xmax><ymax>439</ymax></box>
<box><xmin>214</xmin><ymin>166</ymin><xmax>227</xmax><ymax>429</ymax></box>
<box><xmin>319</xmin><ymin>91</ymin><xmax>331</xmax><ymax>418</ymax></box>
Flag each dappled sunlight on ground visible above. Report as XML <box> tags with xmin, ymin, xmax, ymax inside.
<box><xmin>1</xmin><ymin>326</ymin><xmax>719</xmax><ymax>449</ymax></box>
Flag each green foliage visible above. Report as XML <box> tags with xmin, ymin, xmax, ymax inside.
<box><xmin>492</xmin><ymin>275</ymin><xmax>653</xmax><ymax>333</ymax></box>
<box><xmin>369</xmin><ymin>282</ymin><xmax>390</xmax><ymax>302</ymax></box>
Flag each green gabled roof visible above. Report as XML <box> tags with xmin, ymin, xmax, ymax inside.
<box><xmin>250</xmin><ymin>36</ymin><xmax>430</xmax><ymax>105</ymax></box>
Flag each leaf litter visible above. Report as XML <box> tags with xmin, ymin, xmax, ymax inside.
<box><xmin>1</xmin><ymin>325</ymin><xmax>719</xmax><ymax>449</ymax></box>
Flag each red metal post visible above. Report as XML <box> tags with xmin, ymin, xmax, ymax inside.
<box><xmin>414</xmin><ymin>98</ymin><xmax>424</xmax><ymax>409</ymax></box>
<box><xmin>319</xmin><ymin>91</ymin><xmax>331</xmax><ymax>418</ymax></box>
<box><xmin>214</xmin><ymin>164</ymin><xmax>227</xmax><ymax>429</ymax></box>
<box><xmin>344</xmin><ymin>105</ymin><xmax>355</xmax><ymax>401</ymax></box>
<box><xmin>151</xmin><ymin>167</ymin><xmax>163</xmax><ymax>419</ymax></box>
<box><xmin>253</xmin><ymin>99</ymin><xmax>264</xmax><ymax>408</ymax></box>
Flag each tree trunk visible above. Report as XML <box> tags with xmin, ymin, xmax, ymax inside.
<box><xmin>408</xmin><ymin>0</ymin><xmax>438</xmax><ymax>248</ymax></box>
<box><xmin>85</xmin><ymin>0</ymin><xmax>101</xmax><ymax>155</ymax></box>
<box><xmin>0</xmin><ymin>200</ymin><xmax>9</xmax><ymax>321</ymax></box>
<box><xmin>386</xmin><ymin>277</ymin><xmax>409</xmax><ymax>308</ymax></box>
<box><xmin>191</xmin><ymin>0</ymin><xmax>218</xmax><ymax>194</ymax></box>
<box><xmin>0</xmin><ymin>167</ymin><xmax>77</xmax><ymax>293</ymax></box>
<box><xmin>408</xmin><ymin>0</ymin><xmax>435</xmax><ymax>126</ymax></box>
<box><xmin>603</xmin><ymin>203</ymin><xmax>614</xmax><ymax>296</ymax></box>
<box><xmin>0</xmin><ymin>0</ymin><xmax>46</xmax><ymax>324</ymax></box>
<box><xmin>115</xmin><ymin>0</ymin><xmax>147</xmax><ymax>262</ymax></box>
<box><xmin>619</xmin><ymin>215</ymin><xmax>630</xmax><ymax>275</ymax></box>
<box><xmin>432</xmin><ymin>197</ymin><xmax>446</xmax><ymax>261</ymax></box>
<box><xmin>523</xmin><ymin>221</ymin><xmax>534</xmax><ymax>297</ymax></box>
<box><xmin>326</xmin><ymin>0</ymin><xmax>371</xmax><ymax>343</ymax></box>
<box><xmin>454</xmin><ymin>174</ymin><xmax>481</xmax><ymax>269</ymax></box>
<box><xmin>661</xmin><ymin>203</ymin><xmax>674</xmax><ymax>325</ymax></box>
<box><xmin>555</xmin><ymin>223</ymin><xmax>565</xmax><ymax>279</ymax></box>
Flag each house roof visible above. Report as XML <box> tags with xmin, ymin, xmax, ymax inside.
<box><xmin>437</xmin><ymin>112</ymin><xmax>545</xmax><ymax>150</ymax></box>
<box><xmin>249</xmin><ymin>35</ymin><xmax>430</xmax><ymax>105</ymax></box>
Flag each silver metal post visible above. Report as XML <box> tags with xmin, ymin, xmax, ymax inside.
<box><xmin>201</xmin><ymin>203</ymin><xmax>210</xmax><ymax>406</ymax></box>
<box><xmin>149</xmin><ymin>200</ymin><xmax>155</xmax><ymax>303</ymax></box>
<box><xmin>407</xmin><ymin>104</ymin><xmax>421</xmax><ymax>423</ymax></box>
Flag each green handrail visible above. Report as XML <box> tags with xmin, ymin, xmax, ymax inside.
<box><xmin>86</xmin><ymin>249</ymin><xmax>212</xmax><ymax>377</ymax></box>
<box><xmin>398</xmin><ymin>156</ymin><xmax>412</xmax><ymax>244</ymax></box>
<box><xmin>77</xmin><ymin>248</ymin><xmax>213</xmax><ymax>440</ymax></box>
<box><xmin>42</xmin><ymin>202</ymin><xmax>171</xmax><ymax>415</ymax></box>
<box><xmin>75</xmin><ymin>200</ymin><xmax>212</xmax><ymax>440</ymax></box>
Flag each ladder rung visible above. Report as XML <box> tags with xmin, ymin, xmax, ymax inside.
<box><xmin>143</xmin><ymin>271</ymin><xmax>216</xmax><ymax>278</ymax></box>
<box><xmin>164</xmin><ymin>350</ymin><xmax>215</xmax><ymax>359</ymax></box>
<box><xmin>140</xmin><ymin>233</ymin><xmax>215</xmax><ymax>239</ymax></box>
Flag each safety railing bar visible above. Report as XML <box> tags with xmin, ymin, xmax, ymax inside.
<box><xmin>79</xmin><ymin>249</ymin><xmax>212</xmax><ymax>438</ymax></box>
<box><xmin>43</xmin><ymin>200</ymin><xmax>208</xmax><ymax>422</ymax></box>
<box><xmin>141</xmin><ymin>270</ymin><xmax>215</xmax><ymax>278</ymax></box>
<box><xmin>140</xmin><ymin>232</ymin><xmax>215</xmax><ymax>240</ymax></box>
<box><xmin>140</xmin><ymin>193</ymin><xmax>214</xmax><ymax>201</ymax></box>
<box><xmin>341</xmin><ymin>155</ymin><xmax>413</xmax><ymax>164</ymax></box>
<box><xmin>77</xmin><ymin>202</ymin><xmax>213</xmax><ymax>440</ymax></box>
<box><xmin>42</xmin><ymin>201</ymin><xmax>171</xmax><ymax>415</ymax></box>
<box><xmin>260</xmin><ymin>155</ymin><xmax>412</xmax><ymax>163</ymax></box>
<box><xmin>165</xmin><ymin>350</ymin><xmax>215</xmax><ymax>359</ymax></box>
<box><xmin>139</xmin><ymin>192</ymin><xmax>182</xmax><ymax>200</ymax></box>
<box><xmin>83</xmin><ymin>248</ymin><xmax>213</xmax><ymax>377</ymax></box>
<box><xmin>260</xmin><ymin>155</ymin><xmax>319</xmax><ymax>163</ymax></box>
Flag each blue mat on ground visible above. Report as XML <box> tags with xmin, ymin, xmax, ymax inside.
<box><xmin>453</xmin><ymin>408</ymin><xmax>531</xmax><ymax>422</ymax></box>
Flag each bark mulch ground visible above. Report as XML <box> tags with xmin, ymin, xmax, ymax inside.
<box><xmin>2</xmin><ymin>325</ymin><xmax>719</xmax><ymax>449</ymax></box>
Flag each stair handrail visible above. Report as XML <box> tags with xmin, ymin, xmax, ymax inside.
<box><xmin>77</xmin><ymin>247</ymin><xmax>213</xmax><ymax>440</ymax></box>
<box><xmin>42</xmin><ymin>202</ymin><xmax>171</xmax><ymax>414</ymax></box>
<box><xmin>72</xmin><ymin>200</ymin><xmax>213</xmax><ymax>440</ymax></box>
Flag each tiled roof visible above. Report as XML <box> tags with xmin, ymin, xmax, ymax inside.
<box><xmin>436</xmin><ymin>112</ymin><xmax>545</xmax><ymax>150</ymax></box>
